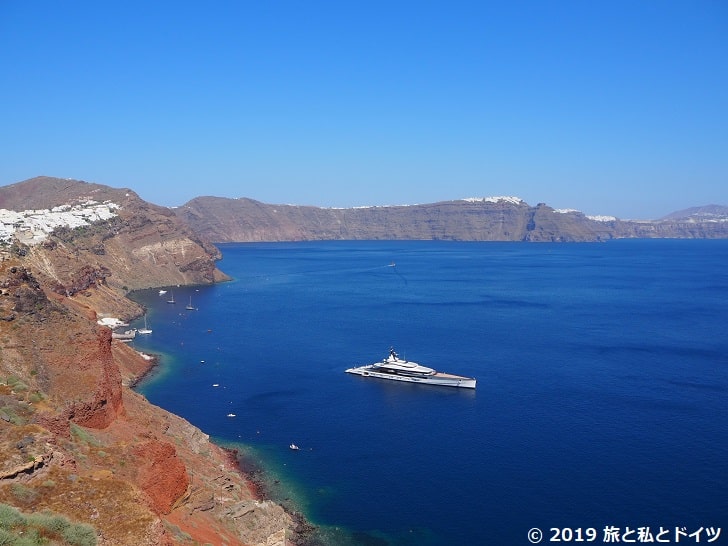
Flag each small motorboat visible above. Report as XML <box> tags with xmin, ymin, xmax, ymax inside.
<box><xmin>289</xmin><ymin>444</ymin><xmax>300</xmax><ymax>451</ymax></box>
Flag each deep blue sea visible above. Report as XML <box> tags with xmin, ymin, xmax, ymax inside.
<box><xmin>130</xmin><ymin>240</ymin><xmax>728</xmax><ymax>545</ymax></box>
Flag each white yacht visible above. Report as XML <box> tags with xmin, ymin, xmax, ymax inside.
<box><xmin>137</xmin><ymin>314</ymin><xmax>152</xmax><ymax>335</ymax></box>
<box><xmin>346</xmin><ymin>348</ymin><xmax>476</xmax><ymax>389</ymax></box>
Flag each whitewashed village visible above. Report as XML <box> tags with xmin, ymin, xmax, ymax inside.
<box><xmin>0</xmin><ymin>200</ymin><xmax>134</xmax><ymax>335</ymax></box>
<box><xmin>0</xmin><ymin>201</ymin><xmax>120</xmax><ymax>245</ymax></box>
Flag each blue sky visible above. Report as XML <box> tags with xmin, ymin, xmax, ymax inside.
<box><xmin>1</xmin><ymin>1</ymin><xmax>726</xmax><ymax>219</ymax></box>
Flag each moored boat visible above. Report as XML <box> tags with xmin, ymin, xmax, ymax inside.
<box><xmin>346</xmin><ymin>348</ymin><xmax>476</xmax><ymax>389</ymax></box>
<box><xmin>137</xmin><ymin>314</ymin><xmax>152</xmax><ymax>335</ymax></box>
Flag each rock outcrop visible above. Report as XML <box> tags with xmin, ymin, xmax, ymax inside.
<box><xmin>132</xmin><ymin>440</ymin><xmax>190</xmax><ymax>515</ymax></box>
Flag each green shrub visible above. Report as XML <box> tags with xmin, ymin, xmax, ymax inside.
<box><xmin>0</xmin><ymin>408</ymin><xmax>22</xmax><ymax>426</ymax></box>
<box><xmin>0</xmin><ymin>504</ymin><xmax>97</xmax><ymax>546</ymax></box>
<box><xmin>27</xmin><ymin>511</ymin><xmax>68</xmax><ymax>534</ymax></box>
<box><xmin>62</xmin><ymin>523</ymin><xmax>97</xmax><ymax>546</ymax></box>
<box><xmin>0</xmin><ymin>528</ymin><xmax>16</xmax><ymax>545</ymax></box>
<box><xmin>0</xmin><ymin>504</ymin><xmax>23</xmax><ymax>528</ymax></box>
<box><xmin>15</xmin><ymin>526</ymin><xmax>40</xmax><ymax>545</ymax></box>
<box><xmin>10</xmin><ymin>484</ymin><xmax>37</xmax><ymax>504</ymax></box>
<box><xmin>70</xmin><ymin>423</ymin><xmax>101</xmax><ymax>447</ymax></box>
<box><xmin>164</xmin><ymin>522</ymin><xmax>192</xmax><ymax>542</ymax></box>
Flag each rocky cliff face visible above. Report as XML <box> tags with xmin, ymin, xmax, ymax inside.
<box><xmin>176</xmin><ymin>196</ymin><xmax>728</xmax><ymax>243</ymax></box>
<box><xmin>0</xmin><ymin>178</ymin><xmax>302</xmax><ymax>545</ymax></box>
<box><xmin>2</xmin><ymin>177</ymin><xmax>229</xmax><ymax>294</ymax></box>
<box><xmin>176</xmin><ymin>196</ymin><xmax>614</xmax><ymax>242</ymax></box>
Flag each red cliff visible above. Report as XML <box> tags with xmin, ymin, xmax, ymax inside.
<box><xmin>0</xmin><ymin>178</ymin><xmax>301</xmax><ymax>545</ymax></box>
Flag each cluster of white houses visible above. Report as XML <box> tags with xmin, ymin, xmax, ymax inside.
<box><xmin>0</xmin><ymin>201</ymin><xmax>120</xmax><ymax>245</ymax></box>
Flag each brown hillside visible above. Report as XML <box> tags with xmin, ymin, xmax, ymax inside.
<box><xmin>0</xmin><ymin>176</ymin><xmax>131</xmax><ymax>211</ymax></box>
<box><xmin>0</xmin><ymin>178</ymin><xmax>304</xmax><ymax>545</ymax></box>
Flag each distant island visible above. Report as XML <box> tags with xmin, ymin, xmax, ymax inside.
<box><xmin>175</xmin><ymin>194</ymin><xmax>728</xmax><ymax>243</ymax></box>
<box><xmin>2</xmin><ymin>177</ymin><xmax>726</xmax><ymax>245</ymax></box>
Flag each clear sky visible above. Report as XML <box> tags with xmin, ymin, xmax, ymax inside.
<box><xmin>1</xmin><ymin>1</ymin><xmax>726</xmax><ymax>219</ymax></box>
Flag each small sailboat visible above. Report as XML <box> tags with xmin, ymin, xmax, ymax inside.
<box><xmin>166</xmin><ymin>291</ymin><xmax>175</xmax><ymax>304</ymax></box>
<box><xmin>138</xmin><ymin>314</ymin><xmax>152</xmax><ymax>335</ymax></box>
<box><xmin>185</xmin><ymin>295</ymin><xmax>195</xmax><ymax>310</ymax></box>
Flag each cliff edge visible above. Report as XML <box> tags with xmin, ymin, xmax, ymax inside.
<box><xmin>0</xmin><ymin>178</ymin><xmax>302</xmax><ymax>545</ymax></box>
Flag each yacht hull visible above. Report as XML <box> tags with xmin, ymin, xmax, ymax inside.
<box><xmin>346</xmin><ymin>365</ymin><xmax>476</xmax><ymax>389</ymax></box>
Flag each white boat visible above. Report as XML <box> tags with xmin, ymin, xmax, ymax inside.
<box><xmin>166</xmin><ymin>291</ymin><xmax>175</xmax><ymax>304</ymax></box>
<box><xmin>346</xmin><ymin>348</ymin><xmax>476</xmax><ymax>389</ymax></box>
<box><xmin>158</xmin><ymin>289</ymin><xmax>167</xmax><ymax>295</ymax></box>
<box><xmin>185</xmin><ymin>296</ymin><xmax>195</xmax><ymax>310</ymax></box>
<box><xmin>289</xmin><ymin>444</ymin><xmax>300</xmax><ymax>450</ymax></box>
<box><xmin>137</xmin><ymin>314</ymin><xmax>152</xmax><ymax>335</ymax></box>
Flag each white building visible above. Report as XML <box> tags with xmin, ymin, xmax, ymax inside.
<box><xmin>0</xmin><ymin>201</ymin><xmax>121</xmax><ymax>245</ymax></box>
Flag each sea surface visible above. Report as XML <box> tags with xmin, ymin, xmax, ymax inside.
<box><xmin>130</xmin><ymin>240</ymin><xmax>728</xmax><ymax>545</ymax></box>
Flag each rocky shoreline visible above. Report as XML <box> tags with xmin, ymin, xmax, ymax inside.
<box><xmin>122</xmin><ymin>292</ymin><xmax>324</xmax><ymax>544</ymax></box>
<box><xmin>0</xmin><ymin>177</ymin><xmax>321</xmax><ymax>544</ymax></box>
<box><xmin>0</xmin><ymin>264</ymin><xmax>305</xmax><ymax>544</ymax></box>
<box><xmin>129</xmin><ymin>345</ymin><xmax>322</xmax><ymax>545</ymax></box>
<box><xmin>124</xmin><ymin>352</ymin><xmax>160</xmax><ymax>388</ymax></box>
<box><xmin>225</xmin><ymin>447</ymin><xmax>322</xmax><ymax>545</ymax></box>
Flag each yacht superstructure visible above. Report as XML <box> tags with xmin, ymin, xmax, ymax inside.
<box><xmin>346</xmin><ymin>348</ymin><xmax>476</xmax><ymax>389</ymax></box>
